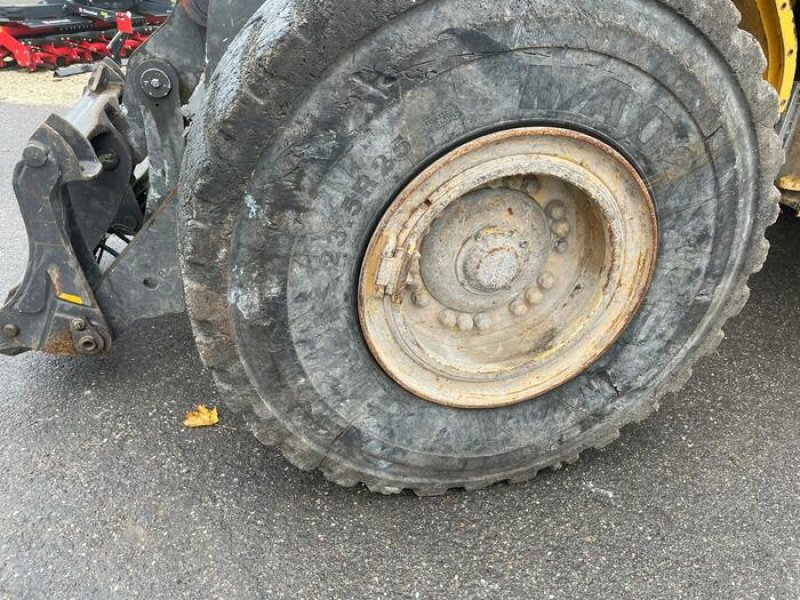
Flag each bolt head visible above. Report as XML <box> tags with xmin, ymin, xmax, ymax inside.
<box><xmin>525</xmin><ymin>288</ymin><xmax>545</xmax><ymax>306</ymax></box>
<box><xmin>3</xmin><ymin>324</ymin><xmax>20</xmax><ymax>338</ymax></box>
<box><xmin>474</xmin><ymin>314</ymin><xmax>492</xmax><ymax>331</ymax></box>
<box><xmin>413</xmin><ymin>290</ymin><xmax>431</xmax><ymax>308</ymax></box>
<box><xmin>457</xmin><ymin>314</ymin><xmax>474</xmax><ymax>332</ymax></box>
<box><xmin>552</xmin><ymin>220</ymin><xmax>571</xmax><ymax>239</ymax></box>
<box><xmin>23</xmin><ymin>143</ymin><xmax>48</xmax><ymax>168</ymax></box>
<box><xmin>556</xmin><ymin>240</ymin><xmax>569</xmax><ymax>254</ymax></box>
<box><xmin>71</xmin><ymin>318</ymin><xmax>87</xmax><ymax>332</ymax></box>
<box><xmin>439</xmin><ymin>310</ymin><xmax>458</xmax><ymax>328</ymax></box>
<box><xmin>510</xmin><ymin>298</ymin><xmax>529</xmax><ymax>317</ymax></box>
<box><xmin>98</xmin><ymin>150</ymin><xmax>120</xmax><ymax>171</ymax></box>
<box><xmin>140</xmin><ymin>67</ymin><xmax>172</xmax><ymax>99</ymax></box>
<box><xmin>547</xmin><ymin>200</ymin><xmax>566</xmax><ymax>221</ymax></box>
<box><xmin>523</xmin><ymin>176</ymin><xmax>542</xmax><ymax>196</ymax></box>
<box><xmin>538</xmin><ymin>271</ymin><xmax>556</xmax><ymax>291</ymax></box>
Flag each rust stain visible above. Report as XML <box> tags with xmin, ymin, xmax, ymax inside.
<box><xmin>42</xmin><ymin>327</ymin><xmax>78</xmax><ymax>357</ymax></box>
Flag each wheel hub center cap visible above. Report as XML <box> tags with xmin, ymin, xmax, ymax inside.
<box><xmin>460</xmin><ymin>233</ymin><xmax>523</xmax><ymax>292</ymax></box>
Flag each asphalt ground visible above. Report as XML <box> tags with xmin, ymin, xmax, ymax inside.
<box><xmin>0</xmin><ymin>99</ymin><xmax>798</xmax><ymax>600</ymax></box>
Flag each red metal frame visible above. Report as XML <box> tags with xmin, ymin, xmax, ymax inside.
<box><xmin>0</xmin><ymin>11</ymin><xmax>164</xmax><ymax>71</ymax></box>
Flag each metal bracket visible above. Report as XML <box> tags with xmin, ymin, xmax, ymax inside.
<box><xmin>0</xmin><ymin>63</ymin><xmax>126</xmax><ymax>356</ymax></box>
<box><xmin>0</xmin><ymin>4</ymin><xmax>208</xmax><ymax>358</ymax></box>
<box><xmin>96</xmin><ymin>191</ymin><xmax>185</xmax><ymax>333</ymax></box>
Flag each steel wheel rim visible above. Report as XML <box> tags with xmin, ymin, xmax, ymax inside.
<box><xmin>359</xmin><ymin>127</ymin><xmax>658</xmax><ymax>409</ymax></box>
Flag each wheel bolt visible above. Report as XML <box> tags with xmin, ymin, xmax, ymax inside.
<box><xmin>556</xmin><ymin>240</ymin><xmax>569</xmax><ymax>254</ymax></box>
<box><xmin>552</xmin><ymin>220</ymin><xmax>571</xmax><ymax>239</ymax></box>
<box><xmin>547</xmin><ymin>200</ymin><xmax>566</xmax><ymax>221</ymax></box>
<box><xmin>474</xmin><ymin>314</ymin><xmax>492</xmax><ymax>331</ymax></box>
<box><xmin>3</xmin><ymin>323</ymin><xmax>19</xmax><ymax>338</ymax></box>
<box><xmin>457</xmin><ymin>314</ymin><xmax>474</xmax><ymax>332</ymax></box>
<box><xmin>523</xmin><ymin>176</ymin><xmax>542</xmax><ymax>196</ymax></box>
<box><xmin>439</xmin><ymin>310</ymin><xmax>457</xmax><ymax>328</ymax></box>
<box><xmin>413</xmin><ymin>290</ymin><xmax>431</xmax><ymax>308</ymax></box>
<box><xmin>525</xmin><ymin>288</ymin><xmax>544</xmax><ymax>305</ymax></box>
<box><xmin>538</xmin><ymin>272</ymin><xmax>556</xmax><ymax>290</ymax></box>
<box><xmin>510</xmin><ymin>298</ymin><xmax>529</xmax><ymax>316</ymax></box>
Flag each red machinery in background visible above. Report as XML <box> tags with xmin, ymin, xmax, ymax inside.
<box><xmin>0</xmin><ymin>1</ymin><xmax>171</xmax><ymax>71</ymax></box>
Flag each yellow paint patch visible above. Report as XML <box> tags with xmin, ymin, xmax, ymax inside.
<box><xmin>778</xmin><ymin>175</ymin><xmax>800</xmax><ymax>192</ymax></box>
<box><xmin>57</xmin><ymin>293</ymin><xmax>85</xmax><ymax>306</ymax></box>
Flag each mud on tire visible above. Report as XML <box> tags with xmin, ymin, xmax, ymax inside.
<box><xmin>180</xmin><ymin>0</ymin><xmax>782</xmax><ymax>494</ymax></box>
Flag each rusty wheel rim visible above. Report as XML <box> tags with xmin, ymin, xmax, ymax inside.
<box><xmin>359</xmin><ymin>128</ymin><xmax>658</xmax><ymax>409</ymax></box>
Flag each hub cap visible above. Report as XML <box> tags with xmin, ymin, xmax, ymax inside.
<box><xmin>359</xmin><ymin>128</ymin><xmax>658</xmax><ymax>409</ymax></box>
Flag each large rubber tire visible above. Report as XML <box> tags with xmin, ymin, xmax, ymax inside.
<box><xmin>181</xmin><ymin>0</ymin><xmax>782</xmax><ymax>494</ymax></box>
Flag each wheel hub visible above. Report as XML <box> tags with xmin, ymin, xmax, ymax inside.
<box><xmin>421</xmin><ymin>188</ymin><xmax>550</xmax><ymax>313</ymax></box>
<box><xmin>359</xmin><ymin>127</ymin><xmax>658</xmax><ymax>409</ymax></box>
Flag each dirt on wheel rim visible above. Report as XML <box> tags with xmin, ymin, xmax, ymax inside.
<box><xmin>358</xmin><ymin>127</ymin><xmax>659</xmax><ymax>409</ymax></box>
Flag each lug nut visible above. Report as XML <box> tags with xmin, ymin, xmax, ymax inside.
<box><xmin>3</xmin><ymin>323</ymin><xmax>20</xmax><ymax>338</ymax></box>
<box><xmin>552</xmin><ymin>220</ymin><xmax>571</xmax><ymax>239</ymax></box>
<box><xmin>439</xmin><ymin>310</ymin><xmax>457</xmax><ymax>328</ymax></box>
<box><xmin>510</xmin><ymin>298</ymin><xmax>529</xmax><ymax>317</ymax></box>
<box><xmin>538</xmin><ymin>271</ymin><xmax>556</xmax><ymax>290</ymax></box>
<box><xmin>457</xmin><ymin>314</ymin><xmax>474</xmax><ymax>332</ymax></box>
<box><xmin>547</xmin><ymin>200</ymin><xmax>566</xmax><ymax>221</ymax></box>
<box><xmin>525</xmin><ymin>288</ymin><xmax>544</xmax><ymax>306</ymax></box>
<box><xmin>556</xmin><ymin>240</ymin><xmax>569</xmax><ymax>254</ymax></box>
<box><xmin>474</xmin><ymin>314</ymin><xmax>492</xmax><ymax>331</ymax></box>
<box><xmin>523</xmin><ymin>176</ymin><xmax>542</xmax><ymax>196</ymax></box>
<box><xmin>413</xmin><ymin>290</ymin><xmax>431</xmax><ymax>308</ymax></box>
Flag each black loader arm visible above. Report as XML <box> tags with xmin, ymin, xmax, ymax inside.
<box><xmin>0</xmin><ymin>0</ymin><xmax>261</xmax><ymax>357</ymax></box>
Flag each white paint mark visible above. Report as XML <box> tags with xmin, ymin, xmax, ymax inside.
<box><xmin>244</xmin><ymin>193</ymin><xmax>260</xmax><ymax>219</ymax></box>
<box><xmin>229</xmin><ymin>286</ymin><xmax>261</xmax><ymax>320</ymax></box>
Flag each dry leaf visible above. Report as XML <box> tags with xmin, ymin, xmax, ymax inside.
<box><xmin>184</xmin><ymin>405</ymin><xmax>219</xmax><ymax>429</ymax></box>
